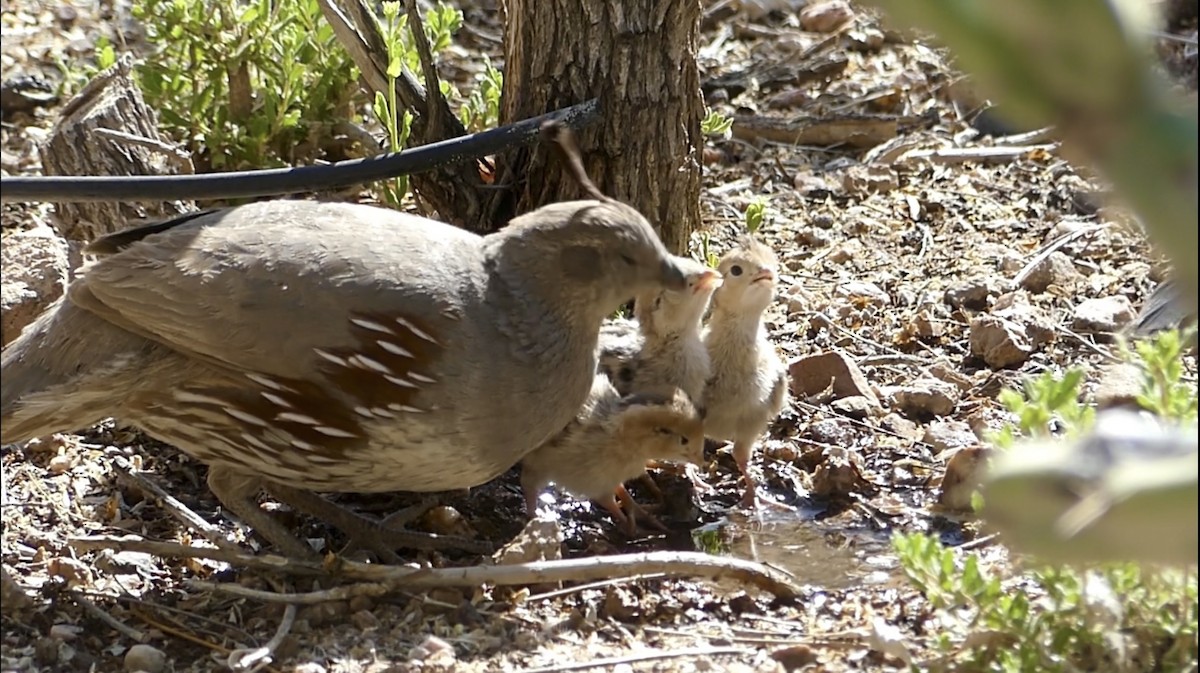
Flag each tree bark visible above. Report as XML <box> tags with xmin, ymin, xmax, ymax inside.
<box><xmin>488</xmin><ymin>0</ymin><xmax>703</xmax><ymax>255</ymax></box>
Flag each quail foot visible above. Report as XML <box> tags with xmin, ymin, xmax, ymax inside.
<box><xmin>0</xmin><ymin>123</ymin><xmax>689</xmax><ymax>558</ymax></box>
<box><xmin>702</xmin><ymin>237</ymin><xmax>789</xmax><ymax>508</ymax></box>
<box><xmin>520</xmin><ymin>376</ymin><xmax>705</xmax><ymax>534</ymax></box>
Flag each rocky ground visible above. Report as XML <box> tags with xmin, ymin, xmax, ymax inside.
<box><xmin>1</xmin><ymin>1</ymin><xmax>1197</xmax><ymax>672</ymax></box>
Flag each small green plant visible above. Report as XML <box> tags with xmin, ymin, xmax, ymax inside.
<box><xmin>1128</xmin><ymin>328</ymin><xmax>1198</xmax><ymax>424</ymax></box>
<box><xmin>374</xmin><ymin>1</ymin><xmax>414</xmax><ymax>207</ymax></box>
<box><xmin>460</xmin><ymin>57</ymin><xmax>503</xmax><ymax>132</ymax></box>
<box><xmin>743</xmin><ymin>198</ymin><xmax>768</xmax><ymax>234</ymax></box>
<box><xmin>698</xmin><ymin>232</ymin><xmax>721</xmax><ymax>269</ymax></box>
<box><xmin>991</xmin><ymin>368</ymin><xmax>1094</xmax><ymax>449</ymax></box>
<box><xmin>895</xmin><ymin>336</ymin><xmax>1198</xmax><ymax>671</ymax></box>
<box><xmin>893</xmin><ymin>531</ymin><xmax>1197</xmax><ymax>672</ymax></box>
<box><xmin>701</xmin><ymin>109</ymin><xmax>733</xmax><ymax>139</ymax></box>
<box><xmin>127</xmin><ymin>0</ymin><xmax>363</xmax><ymax>171</ymax></box>
<box><xmin>370</xmin><ymin>1</ymin><xmax>466</xmax><ymax>206</ymax></box>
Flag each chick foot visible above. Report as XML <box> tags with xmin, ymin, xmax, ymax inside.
<box><xmin>615</xmin><ymin>484</ymin><xmax>668</xmax><ymax>533</ymax></box>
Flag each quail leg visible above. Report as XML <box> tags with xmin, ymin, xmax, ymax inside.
<box><xmin>206</xmin><ymin>466</ymin><xmax>316</xmax><ymax>559</ymax></box>
<box><xmin>267</xmin><ymin>484</ymin><xmax>492</xmax><ymax>556</ymax></box>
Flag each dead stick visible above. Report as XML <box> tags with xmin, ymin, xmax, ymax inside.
<box><xmin>70</xmin><ymin>535</ymin><xmax>802</xmax><ymax>599</ymax></box>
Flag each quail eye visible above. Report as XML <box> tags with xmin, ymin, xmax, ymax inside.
<box><xmin>729</xmin><ymin>265</ymin><xmax>743</xmax><ymax>276</ymax></box>
<box><xmin>680</xmin><ymin>437</ymin><xmax>690</xmax><ymax>445</ymax></box>
<box><xmin>620</xmin><ymin>254</ymin><xmax>638</xmax><ymax>266</ymax></box>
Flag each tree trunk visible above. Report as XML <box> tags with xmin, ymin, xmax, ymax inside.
<box><xmin>488</xmin><ymin>0</ymin><xmax>703</xmax><ymax>255</ymax></box>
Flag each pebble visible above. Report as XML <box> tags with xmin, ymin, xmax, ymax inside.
<box><xmin>124</xmin><ymin>644</ymin><xmax>166</xmax><ymax>673</ymax></box>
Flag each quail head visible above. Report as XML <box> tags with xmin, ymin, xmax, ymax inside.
<box><xmin>520</xmin><ymin>375</ymin><xmax>705</xmax><ymax>533</ymax></box>
<box><xmin>702</xmin><ymin>236</ymin><xmax>790</xmax><ymax>508</ymax></box>
<box><xmin>598</xmin><ymin>257</ymin><xmax>722</xmax><ymax>403</ymax></box>
<box><xmin>0</xmin><ymin>127</ymin><xmax>689</xmax><ymax>558</ymax></box>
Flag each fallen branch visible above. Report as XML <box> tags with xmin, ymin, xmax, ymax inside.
<box><xmin>897</xmin><ymin>144</ymin><xmax>1058</xmax><ymax>165</ymax></box>
<box><xmin>0</xmin><ymin>100</ymin><xmax>599</xmax><ymax>203</ymax></box>
<box><xmin>70</xmin><ymin>535</ymin><xmax>802</xmax><ymax>599</ymax></box>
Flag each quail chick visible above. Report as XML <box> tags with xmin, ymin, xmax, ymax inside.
<box><xmin>0</xmin><ymin>124</ymin><xmax>690</xmax><ymax>558</ymax></box>
<box><xmin>702</xmin><ymin>236</ymin><xmax>789</xmax><ymax>507</ymax></box>
<box><xmin>598</xmin><ymin>258</ymin><xmax>722</xmax><ymax>402</ymax></box>
<box><xmin>520</xmin><ymin>376</ymin><xmax>705</xmax><ymax>533</ymax></box>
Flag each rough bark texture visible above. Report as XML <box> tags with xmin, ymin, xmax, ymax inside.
<box><xmin>488</xmin><ymin>0</ymin><xmax>703</xmax><ymax>254</ymax></box>
<box><xmin>40</xmin><ymin>54</ymin><xmax>195</xmax><ymax>244</ymax></box>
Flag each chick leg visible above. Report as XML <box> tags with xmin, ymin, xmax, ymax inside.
<box><xmin>206</xmin><ymin>466</ymin><xmax>315</xmax><ymax>559</ymax></box>
<box><xmin>637</xmin><ymin>471</ymin><xmax>665</xmax><ymax>501</ymax></box>
<box><xmin>597</xmin><ymin>494</ymin><xmax>634</xmax><ymax>534</ymax></box>
<box><xmin>615</xmin><ymin>484</ymin><xmax>667</xmax><ymax>533</ymax></box>
<box><xmin>732</xmin><ymin>439</ymin><xmax>759</xmax><ymax>508</ymax></box>
<box><xmin>267</xmin><ymin>484</ymin><xmax>493</xmax><ymax>555</ymax></box>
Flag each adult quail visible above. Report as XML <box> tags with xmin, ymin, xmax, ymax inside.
<box><xmin>1</xmin><ymin>128</ymin><xmax>689</xmax><ymax>557</ymax></box>
<box><xmin>702</xmin><ymin>236</ymin><xmax>789</xmax><ymax>508</ymax></box>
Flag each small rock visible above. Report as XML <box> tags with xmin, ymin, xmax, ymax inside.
<box><xmin>811</xmin><ymin>447</ymin><xmax>869</xmax><ymax>498</ymax></box>
<box><xmin>771</xmin><ymin>644</ymin><xmax>819</xmax><ymax>671</ymax></box>
<box><xmin>788</xmin><ymin>351</ymin><xmax>879</xmax><ymax>405</ymax></box>
<box><xmin>880</xmin><ymin>413</ymin><xmax>923</xmax><ymax>442</ymax></box>
<box><xmin>1019</xmin><ymin>251</ymin><xmax>1080</xmax><ymax>293</ymax></box>
<box><xmin>47</xmin><ymin>454</ymin><xmax>73</xmax><ymax>475</ymax></box>
<box><xmin>350</xmin><ymin>609</ymin><xmax>380</xmax><ymax>630</ymax></box>
<box><xmin>416</xmin><ymin>505</ymin><xmax>475</xmax><ymax>538</ymax></box>
<box><xmin>1</xmin><ymin>224</ymin><xmax>70</xmax><ymax>347</ymax></box>
<box><xmin>831</xmin><ymin>395</ymin><xmax>881</xmax><ymax>419</ymax></box>
<box><xmin>841</xmin><ymin>164</ymin><xmax>898</xmax><ymax>196</ymax></box>
<box><xmin>922</xmin><ymin>419</ymin><xmax>976</xmax><ymax>454</ymax></box>
<box><xmin>881</xmin><ymin>378</ymin><xmax>961</xmax><ymax>418</ymax></box>
<box><xmin>493</xmin><ymin>517</ymin><xmax>563</xmax><ymax>566</ymax></box>
<box><xmin>767</xmin><ymin>89</ymin><xmax>811</xmax><ymax>110</ymax></box>
<box><xmin>993</xmin><ymin>292</ymin><xmax>1056</xmax><ymax>345</ymax></box>
<box><xmin>834</xmin><ymin>280</ymin><xmax>891</xmax><ymax>308</ymax></box>
<box><xmin>48</xmin><ymin>624</ymin><xmax>81</xmax><ymax>641</ymax></box>
<box><xmin>944</xmin><ymin>276</ymin><xmax>1005</xmax><ymax>310</ymax></box>
<box><xmin>124</xmin><ymin>644</ymin><xmax>167</xmax><ymax>673</ymax></box>
<box><xmin>969</xmin><ymin>315</ymin><xmax>1033</xmax><ymax>368</ymax></box>
<box><xmin>1094</xmin><ymin>361</ymin><xmax>1144</xmax><ymax>410</ymax></box>
<box><xmin>800</xmin><ymin>0</ymin><xmax>855</xmax><ymax>33</ymax></box>
<box><xmin>408</xmin><ymin>635</ymin><xmax>456</xmax><ymax>666</ymax></box>
<box><xmin>1072</xmin><ymin>295</ymin><xmax>1135</xmax><ymax>337</ymax></box>
<box><xmin>807</xmin><ymin>418</ymin><xmax>855</xmax><ymax>446</ymax></box>
<box><xmin>602</xmin><ymin>587</ymin><xmax>642</xmax><ymax>621</ymax></box>
<box><xmin>937</xmin><ymin>447</ymin><xmax>990</xmax><ymax>512</ymax></box>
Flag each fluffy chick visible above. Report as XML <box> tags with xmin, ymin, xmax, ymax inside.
<box><xmin>702</xmin><ymin>236</ymin><xmax>789</xmax><ymax>507</ymax></box>
<box><xmin>598</xmin><ymin>258</ymin><xmax>722</xmax><ymax>402</ymax></box>
<box><xmin>520</xmin><ymin>376</ymin><xmax>705</xmax><ymax>533</ymax></box>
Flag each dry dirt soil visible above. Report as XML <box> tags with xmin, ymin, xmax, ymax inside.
<box><xmin>1</xmin><ymin>1</ymin><xmax>1197</xmax><ymax>672</ymax></box>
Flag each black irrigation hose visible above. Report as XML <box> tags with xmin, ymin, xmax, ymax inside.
<box><xmin>0</xmin><ymin>99</ymin><xmax>600</xmax><ymax>204</ymax></box>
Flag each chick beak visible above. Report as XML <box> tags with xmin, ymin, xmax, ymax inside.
<box><xmin>752</xmin><ymin>268</ymin><xmax>776</xmax><ymax>284</ymax></box>
<box><xmin>660</xmin><ymin>259</ymin><xmax>689</xmax><ymax>291</ymax></box>
<box><xmin>691</xmin><ymin>269</ymin><xmax>723</xmax><ymax>294</ymax></box>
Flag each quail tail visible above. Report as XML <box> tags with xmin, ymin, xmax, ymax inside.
<box><xmin>1</xmin><ymin>298</ymin><xmax>154</xmax><ymax>443</ymax></box>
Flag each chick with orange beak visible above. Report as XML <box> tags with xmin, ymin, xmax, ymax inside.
<box><xmin>599</xmin><ymin>257</ymin><xmax>723</xmax><ymax>403</ymax></box>
<box><xmin>702</xmin><ymin>236</ymin><xmax>789</xmax><ymax>507</ymax></box>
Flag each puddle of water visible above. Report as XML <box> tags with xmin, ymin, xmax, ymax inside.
<box><xmin>694</xmin><ymin>510</ymin><xmax>903</xmax><ymax>590</ymax></box>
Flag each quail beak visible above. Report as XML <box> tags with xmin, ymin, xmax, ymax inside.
<box><xmin>691</xmin><ymin>268</ymin><xmax>723</xmax><ymax>294</ymax></box>
<box><xmin>752</xmin><ymin>268</ymin><xmax>776</xmax><ymax>285</ymax></box>
<box><xmin>660</xmin><ymin>259</ymin><xmax>689</xmax><ymax>291</ymax></box>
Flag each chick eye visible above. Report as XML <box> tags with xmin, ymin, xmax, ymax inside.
<box><xmin>729</xmin><ymin>265</ymin><xmax>743</xmax><ymax>276</ymax></box>
<box><xmin>620</xmin><ymin>254</ymin><xmax>637</xmax><ymax>266</ymax></box>
<box><xmin>679</xmin><ymin>437</ymin><xmax>690</xmax><ymax>445</ymax></box>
